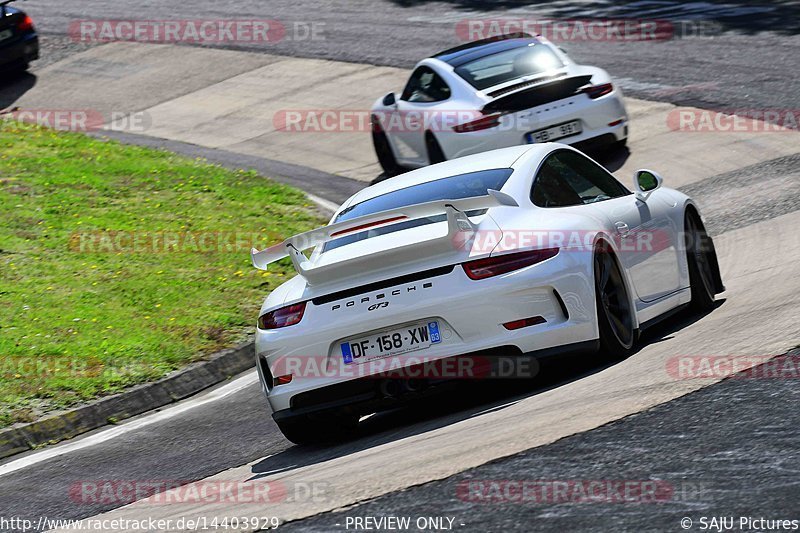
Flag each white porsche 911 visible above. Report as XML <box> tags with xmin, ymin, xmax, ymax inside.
<box><xmin>370</xmin><ymin>33</ymin><xmax>628</xmax><ymax>175</ymax></box>
<box><xmin>252</xmin><ymin>143</ymin><xmax>723</xmax><ymax>444</ymax></box>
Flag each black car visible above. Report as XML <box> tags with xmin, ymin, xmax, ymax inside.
<box><xmin>0</xmin><ymin>0</ymin><xmax>39</xmax><ymax>73</ymax></box>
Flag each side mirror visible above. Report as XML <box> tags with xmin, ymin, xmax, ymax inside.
<box><xmin>382</xmin><ymin>92</ymin><xmax>397</xmax><ymax>107</ymax></box>
<box><xmin>634</xmin><ymin>169</ymin><xmax>663</xmax><ymax>201</ymax></box>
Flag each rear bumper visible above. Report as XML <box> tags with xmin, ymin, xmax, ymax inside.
<box><xmin>256</xmin><ymin>250</ymin><xmax>599</xmax><ymax>413</ymax></box>
<box><xmin>438</xmin><ymin>92</ymin><xmax>627</xmax><ymax>159</ymax></box>
<box><xmin>271</xmin><ymin>339</ymin><xmax>598</xmax><ymax>423</ymax></box>
<box><xmin>0</xmin><ymin>32</ymin><xmax>39</xmax><ymax>68</ymax></box>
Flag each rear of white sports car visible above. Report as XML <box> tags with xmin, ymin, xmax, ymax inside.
<box><xmin>254</xmin><ymin>147</ymin><xmax>602</xmax><ymax>443</ymax></box>
<box><xmin>435</xmin><ymin>62</ymin><xmax>629</xmax><ymax>160</ymax></box>
<box><xmin>371</xmin><ymin>35</ymin><xmax>628</xmax><ymax>171</ymax></box>
<box><xmin>432</xmin><ymin>37</ymin><xmax>628</xmax><ymax>160</ymax></box>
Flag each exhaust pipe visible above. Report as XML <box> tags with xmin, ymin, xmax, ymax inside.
<box><xmin>381</xmin><ymin>379</ymin><xmax>427</xmax><ymax>398</ymax></box>
<box><xmin>405</xmin><ymin>379</ymin><xmax>424</xmax><ymax>392</ymax></box>
<box><xmin>380</xmin><ymin>379</ymin><xmax>401</xmax><ymax>398</ymax></box>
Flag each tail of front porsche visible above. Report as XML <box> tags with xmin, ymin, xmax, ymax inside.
<box><xmin>433</xmin><ymin>35</ymin><xmax>628</xmax><ymax>159</ymax></box>
<box><xmin>253</xmin><ymin>147</ymin><xmax>600</xmax><ymax>442</ymax></box>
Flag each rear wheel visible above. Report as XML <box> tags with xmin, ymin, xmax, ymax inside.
<box><xmin>425</xmin><ymin>132</ymin><xmax>446</xmax><ymax>165</ymax></box>
<box><xmin>275</xmin><ymin>412</ymin><xmax>358</xmax><ymax>445</ymax></box>
<box><xmin>594</xmin><ymin>242</ymin><xmax>635</xmax><ymax>358</ymax></box>
<box><xmin>685</xmin><ymin>212</ymin><xmax>717</xmax><ymax>311</ymax></box>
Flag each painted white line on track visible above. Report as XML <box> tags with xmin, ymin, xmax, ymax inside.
<box><xmin>306</xmin><ymin>192</ymin><xmax>340</xmax><ymax>215</ymax></box>
<box><xmin>0</xmin><ymin>371</ymin><xmax>259</xmax><ymax>478</ymax></box>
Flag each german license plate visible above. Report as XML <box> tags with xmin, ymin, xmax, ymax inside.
<box><xmin>0</xmin><ymin>29</ymin><xmax>12</xmax><ymax>42</ymax></box>
<box><xmin>526</xmin><ymin>120</ymin><xmax>582</xmax><ymax>143</ymax></box>
<box><xmin>341</xmin><ymin>320</ymin><xmax>441</xmax><ymax>364</ymax></box>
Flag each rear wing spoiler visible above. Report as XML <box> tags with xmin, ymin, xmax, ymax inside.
<box><xmin>251</xmin><ymin>189</ymin><xmax>518</xmax><ymax>282</ymax></box>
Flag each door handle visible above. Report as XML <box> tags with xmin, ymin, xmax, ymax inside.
<box><xmin>615</xmin><ymin>221</ymin><xmax>630</xmax><ymax>238</ymax></box>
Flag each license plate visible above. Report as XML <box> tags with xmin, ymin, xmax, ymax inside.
<box><xmin>341</xmin><ymin>320</ymin><xmax>441</xmax><ymax>364</ymax></box>
<box><xmin>526</xmin><ymin>120</ymin><xmax>582</xmax><ymax>143</ymax></box>
<box><xmin>0</xmin><ymin>29</ymin><xmax>12</xmax><ymax>42</ymax></box>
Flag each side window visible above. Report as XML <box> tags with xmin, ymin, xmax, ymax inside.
<box><xmin>531</xmin><ymin>150</ymin><xmax>631</xmax><ymax>208</ymax></box>
<box><xmin>400</xmin><ymin>66</ymin><xmax>451</xmax><ymax>103</ymax></box>
<box><xmin>531</xmin><ymin>154</ymin><xmax>584</xmax><ymax>208</ymax></box>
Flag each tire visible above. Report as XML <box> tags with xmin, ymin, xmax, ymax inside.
<box><xmin>275</xmin><ymin>412</ymin><xmax>358</xmax><ymax>445</ymax></box>
<box><xmin>425</xmin><ymin>132</ymin><xmax>446</xmax><ymax>165</ymax></box>
<box><xmin>685</xmin><ymin>212</ymin><xmax>717</xmax><ymax>312</ymax></box>
<box><xmin>371</xmin><ymin>121</ymin><xmax>401</xmax><ymax>176</ymax></box>
<box><xmin>594</xmin><ymin>241</ymin><xmax>636</xmax><ymax>359</ymax></box>
<box><xmin>4</xmin><ymin>61</ymin><xmax>29</xmax><ymax>75</ymax></box>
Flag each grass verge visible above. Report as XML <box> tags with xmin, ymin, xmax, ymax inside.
<box><xmin>0</xmin><ymin>122</ymin><xmax>324</xmax><ymax>427</ymax></box>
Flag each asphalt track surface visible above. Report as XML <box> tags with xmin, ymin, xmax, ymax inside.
<box><xmin>284</xmin><ymin>350</ymin><xmax>800</xmax><ymax>532</ymax></box>
<box><xmin>0</xmin><ymin>1</ymin><xmax>799</xmax><ymax>531</ymax></box>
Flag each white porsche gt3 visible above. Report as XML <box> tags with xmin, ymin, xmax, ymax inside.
<box><xmin>252</xmin><ymin>143</ymin><xmax>723</xmax><ymax>444</ymax></box>
<box><xmin>371</xmin><ymin>33</ymin><xmax>628</xmax><ymax>175</ymax></box>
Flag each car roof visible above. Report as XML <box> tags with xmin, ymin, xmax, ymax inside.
<box><xmin>341</xmin><ymin>145</ymin><xmax>545</xmax><ymax>209</ymax></box>
<box><xmin>433</xmin><ymin>37</ymin><xmax>542</xmax><ymax>68</ymax></box>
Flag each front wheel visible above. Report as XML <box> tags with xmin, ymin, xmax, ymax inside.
<box><xmin>594</xmin><ymin>242</ymin><xmax>636</xmax><ymax>359</ymax></box>
<box><xmin>372</xmin><ymin>121</ymin><xmax>402</xmax><ymax>176</ymax></box>
<box><xmin>685</xmin><ymin>212</ymin><xmax>719</xmax><ymax>312</ymax></box>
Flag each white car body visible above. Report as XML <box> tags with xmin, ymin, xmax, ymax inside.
<box><xmin>371</xmin><ymin>34</ymin><xmax>628</xmax><ymax>171</ymax></box>
<box><xmin>252</xmin><ymin>143</ymin><xmax>722</xmax><ymax>443</ymax></box>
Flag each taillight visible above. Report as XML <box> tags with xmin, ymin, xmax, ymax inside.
<box><xmin>503</xmin><ymin>316</ymin><xmax>547</xmax><ymax>330</ymax></box>
<box><xmin>453</xmin><ymin>112</ymin><xmax>502</xmax><ymax>133</ymax></box>
<box><xmin>18</xmin><ymin>15</ymin><xmax>34</xmax><ymax>32</ymax></box>
<box><xmin>274</xmin><ymin>374</ymin><xmax>293</xmax><ymax>386</ymax></box>
<box><xmin>258</xmin><ymin>302</ymin><xmax>307</xmax><ymax>329</ymax></box>
<box><xmin>581</xmin><ymin>83</ymin><xmax>613</xmax><ymax>99</ymax></box>
<box><xmin>463</xmin><ymin>248</ymin><xmax>559</xmax><ymax>280</ymax></box>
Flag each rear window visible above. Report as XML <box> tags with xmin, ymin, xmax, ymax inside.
<box><xmin>455</xmin><ymin>45</ymin><xmax>563</xmax><ymax>91</ymax></box>
<box><xmin>324</xmin><ymin>168</ymin><xmax>514</xmax><ymax>251</ymax></box>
